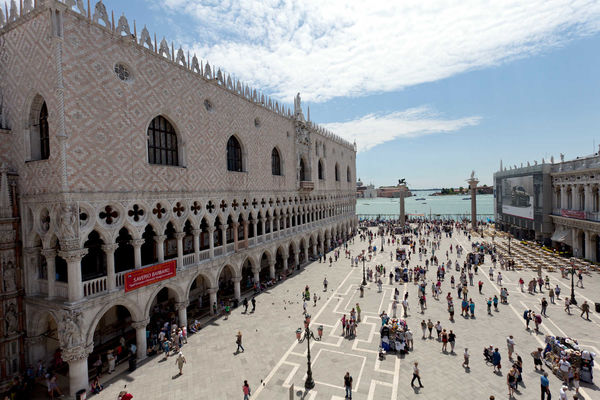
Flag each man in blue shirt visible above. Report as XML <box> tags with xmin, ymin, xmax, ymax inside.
<box><xmin>492</xmin><ymin>348</ymin><xmax>501</xmax><ymax>372</ymax></box>
<box><xmin>540</xmin><ymin>371</ymin><xmax>551</xmax><ymax>400</ymax></box>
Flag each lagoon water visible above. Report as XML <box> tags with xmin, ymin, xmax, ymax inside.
<box><xmin>356</xmin><ymin>190</ymin><xmax>494</xmax><ymax>219</ymax></box>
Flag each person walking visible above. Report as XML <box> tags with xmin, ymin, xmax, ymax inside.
<box><xmin>462</xmin><ymin>348</ymin><xmax>470</xmax><ymax>369</ymax></box>
<box><xmin>549</xmin><ymin>287</ymin><xmax>555</xmax><ymax>304</ymax></box>
<box><xmin>492</xmin><ymin>348</ymin><xmax>502</xmax><ymax>372</ymax></box>
<box><xmin>576</xmin><ymin>271</ymin><xmax>584</xmax><ymax>288</ymax></box>
<box><xmin>493</xmin><ymin>295</ymin><xmax>499</xmax><ymax>311</ymax></box>
<box><xmin>507</xmin><ymin>366</ymin><xmax>517</xmax><ymax>398</ymax></box>
<box><xmin>236</xmin><ymin>331</ymin><xmax>245</xmax><ymax>353</ymax></box>
<box><xmin>344</xmin><ymin>371</ymin><xmax>353</xmax><ymax>399</ymax></box>
<box><xmin>435</xmin><ymin>321</ymin><xmax>442</xmax><ymax>340</ymax></box>
<box><xmin>540</xmin><ymin>371</ymin><xmax>551</xmax><ymax>400</ymax></box>
<box><xmin>541</xmin><ymin>297</ymin><xmax>548</xmax><ymax>317</ymax></box>
<box><xmin>392</xmin><ymin>299</ymin><xmax>398</xmax><ymax>318</ymax></box>
<box><xmin>243</xmin><ymin>297</ymin><xmax>249</xmax><ymax>313</ymax></box>
<box><xmin>421</xmin><ymin>320</ymin><xmax>427</xmax><ymax>339</ymax></box>
<box><xmin>441</xmin><ymin>329</ymin><xmax>448</xmax><ymax>352</ymax></box>
<box><xmin>313</xmin><ymin>293</ymin><xmax>318</xmax><ymax>307</ymax></box>
<box><xmin>478</xmin><ymin>280</ymin><xmax>483</xmax><ymax>294</ymax></box>
<box><xmin>175</xmin><ymin>352</ymin><xmax>186</xmax><ymax>375</ymax></box>
<box><xmin>402</xmin><ymin>298</ymin><xmax>409</xmax><ymax>317</ymax></box>
<box><xmin>531</xmin><ymin>347</ymin><xmax>543</xmax><ymax>371</ymax></box>
<box><xmin>564</xmin><ymin>297</ymin><xmax>571</xmax><ymax>315</ymax></box>
<box><xmin>405</xmin><ymin>327</ymin><xmax>413</xmax><ymax>350</ymax></box>
<box><xmin>580</xmin><ymin>301</ymin><xmax>590</xmax><ymax>320</ymax></box>
<box><xmin>487</xmin><ymin>298</ymin><xmax>492</xmax><ymax>315</ymax></box>
<box><xmin>411</xmin><ymin>362</ymin><xmax>424</xmax><ymax>388</ymax></box>
<box><xmin>427</xmin><ymin>319</ymin><xmax>434</xmax><ymax>338</ymax></box>
<box><xmin>448</xmin><ymin>330</ymin><xmax>456</xmax><ymax>353</ymax></box>
<box><xmin>251</xmin><ymin>297</ymin><xmax>256</xmax><ymax>312</ymax></box>
<box><xmin>506</xmin><ymin>335</ymin><xmax>515</xmax><ymax>360</ymax></box>
<box><xmin>323</xmin><ymin>277</ymin><xmax>328</xmax><ymax>292</ymax></box>
<box><xmin>242</xmin><ymin>380</ymin><xmax>251</xmax><ymax>400</ymax></box>
<box><xmin>356</xmin><ymin>303</ymin><xmax>361</xmax><ymax>322</ymax></box>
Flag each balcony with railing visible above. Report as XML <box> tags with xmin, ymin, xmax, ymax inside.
<box><xmin>299</xmin><ymin>181</ymin><xmax>314</xmax><ymax>192</ymax></box>
<box><xmin>182</xmin><ymin>253</ymin><xmax>196</xmax><ymax>267</ymax></box>
<box><xmin>83</xmin><ymin>276</ymin><xmax>107</xmax><ymax>297</ymax></box>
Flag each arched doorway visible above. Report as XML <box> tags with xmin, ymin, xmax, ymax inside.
<box><xmin>259</xmin><ymin>252</ymin><xmax>271</xmax><ymax>282</ymax></box>
<box><xmin>188</xmin><ymin>274</ymin><xmax>210</xmax><ymax>320</ymax></box>
<box><xmin>275</xmin><ymin>247</ymin><xmax>285</xmax><ymax>275</ymax></box>
<box><xmin>115</xmin><ymin>228</ymin><xmax>134</xmax><ymax>273</ymax></box>
<box><xmin>89</xmin><ymin>305</ymin><xmax>136</xmax><ymax>376</ymax></box>
<box><xmin>287</xmin><ymin>243</ymin><xmax>295</xmax><ymax>271</ymax></box>
<box><xmin>240</xmin><ymin>258</ymin><xmax>254</xmax><ymax>294</ymax></box>
<box><xmin>141</xmin><ymin>225</ymin><xmax>158</xmax><ymax>266</ymax></box>
<box><xmin>217</xmin><ymin>265</ymin><xmax>236</xmax><ymax>306</ymax></box>
<box><xmin>82</xmin><ymin>231</ymin><xmax>106</xmax><ymax>283</ymax></box>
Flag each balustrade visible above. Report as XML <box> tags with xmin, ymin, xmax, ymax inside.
<box><xmin>83</xmin><ymin>276</ymin><xmax>108</xmax><ymax>297</ymax></box>
<box><xmin>182</xmin><ymin>253</ymin><xmax>196</xmax><ymax>267</ymax></box>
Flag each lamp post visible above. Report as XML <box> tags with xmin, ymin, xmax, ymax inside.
<box><xmin>568</xmin><ymin>261</ymin><xmax>578</xmax><ymax>306</ymax></box>
<box><xmin>296</xmin><ymin>314</ymin><xmax>321</xmax><ymax>390</ymax></box>
<box><xmin>508</xmin><ymin>236</ymin><xmax>511</xmax><ymax>256</ymax></box>
<box><xmin>362</xmin><ymin>257</ymin><xmax>367</xmax><ymax>286</ymax></box>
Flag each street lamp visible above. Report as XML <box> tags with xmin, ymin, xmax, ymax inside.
<box><xmin>296</xmin><ymin>314</ymin><xmax>321</xmax><ymax>390</ymax></box>
<box><xmin>568</xmin><ymin>261</ymin><xmax>578</xmax><ymax>306</ymax></box>
<box><xmin>508</xmin><ymin>236</ymin><xmax>511</xmax><ymax>256</ymax></box>
<box><xmin>362</xmin><ymin>257</ymin><xmax>367</xmax><ymax>286</ymax></box>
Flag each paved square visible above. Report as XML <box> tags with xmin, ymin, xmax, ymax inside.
<box><xmin>88</xmin><ymin>225</ymin><xmax>600</xmax><ymax>400</ymax></box>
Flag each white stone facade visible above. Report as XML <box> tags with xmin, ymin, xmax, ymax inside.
<box><xmin>0</xmin><ymin>1</ymin><xmax>356</xmax><ymax>396</ymax></box>
<box><xmin>551</xmin><ymin>154</ymin><xmax>600</xmax><ymax>261</ymax></box>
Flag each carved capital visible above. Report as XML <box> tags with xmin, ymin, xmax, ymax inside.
<box><xmin>154</xmin><ymin>235</ymin><xmax>167</xmax><ymax>244</ymax></box>
<box><xmin>206</xmin><ymin>287</ymin><xmax>218</xmax><ymax>295</ymax></box>
<box><xmin>174</xmin><ymin>232</ymin><xmax>186</xmax><ymax>240</ymax></box>
<box><xmin>101</xmin><ymin>244</ymin><xmax>118</xmax><ymax>254</ymax></box>
<box><xmin>61</xmin><ymin>344</ymin><xmax>93</xmax><ymax>362</ymax></box>
<box><xmin>131</xmin><ymin>319</ymin><xmax>150</xmax><ymax>330</ymax></box>
<box><xmin>174</xmin><ymin>301</ymin><xmax>189</xmax><ymax>311</ymax></box>
<box><xmin>58</xmin><ymin>248</ymin><xmax>88</xmax><ymax>263</ymax></box>
<box><xmin>192</xmin><ymin>229</ymin><xmax>202</xmax><ymax>236</ymax></box>
<box><xmin>41</xmin><ymin>248</ymin><xmax>57</xmax><ymax>259</ymax></box>
<box><xmin>131</xmin><ymin>239</ymin><xmax>145</xmax><ymax>248</ymax></box>
<box><xmin>23</xmin><ymin>247</ymin><xmax>41</xmax><ymax>256</ymax></box>
<box><xmin>207</xmin><ymin>227</ymin><xmax>216</xmax><ymax>233</ymax></box>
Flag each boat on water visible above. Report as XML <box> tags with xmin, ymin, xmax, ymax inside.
<box><xmin>462</xmin><ymin>197</ymin><xmax>471</xmax><ymax>200</ymax></box>
<box><xmin>415</xmin><ymin>197</ymin><xmax>426</xmax><ymax>201</ymax></box>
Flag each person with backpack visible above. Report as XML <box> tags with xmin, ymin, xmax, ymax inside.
<box><xmin>523</xmin><ymin>309</ymin><xmax>532</xmax><ymax>330</ymax></box>
<box><xmin>242</xmin><ymin>380</ymin><xmax>251</xmax><ymax>400</ymax></box>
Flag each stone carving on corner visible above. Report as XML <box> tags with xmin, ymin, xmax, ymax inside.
<box><xmin>58</xmin><ymin>203</ymin><xmax>78</xmax><ymax>241</ymax></box>
<box><xmin>92</xmin><ymin>0</ymin><xmax>110</xmax><ymax>27</ymax></box>
<box><xmin>295</xmin><ymin>124</ymin><xmax>311</xmax><ymax>147</ymax></box>
<box><xmin>5</xmin><ymin>301</ymin><xmax>17</xmax><ymax>335</ymax></box>
<box><xmin>61</xmin><ymin>343</ymin><xmax>93</xmax><ymax>362</ymax></box>
<box><xmin>58</xmin><ymin>311</ymin><xmax>83</xmax><ymax>349</ymax></box>
<box><xmin>3</xmin><ymin>261</ymin><xmax>16</xmax><ymax>292</ymax></box>
<box><xmin>159</xmin><ymin>38</ymin><xmax>170</xmax><ymax>58</ymax></box>
<box><xmin>191</xmin><ymin>55</ymin><xmax>200</xmax><ymax>73</ymax></box>
<box><xmin>176</xmin><ymin>48</ymin><xmax>186</xmax><ymax>66</ymax></box>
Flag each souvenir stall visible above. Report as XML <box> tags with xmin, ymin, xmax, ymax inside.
<box><xmin>544</xmin><ymin>335</ymin><xmax>594</xmax><ymax>384</ymax></box>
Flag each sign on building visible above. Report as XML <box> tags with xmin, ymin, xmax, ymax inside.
<box><xmin>124</xmin><ymin>260</ymin><xmax>177</xmax><ymax>292</ymax></box>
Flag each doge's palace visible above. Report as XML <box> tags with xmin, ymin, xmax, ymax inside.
<box><xmin>0</xmin><ymin>0</ymin><xmax>356</xmax><ymax>396</ymax></box>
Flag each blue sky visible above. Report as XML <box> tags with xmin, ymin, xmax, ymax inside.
<box><xmin>97</xmin><ymin>0</ymin><xmax>600</xmax><ymax>188</ymax></box>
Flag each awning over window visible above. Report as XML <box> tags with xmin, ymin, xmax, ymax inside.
<box><xmin>551</xmin><ymin>229</ymin><xmax>572</xmax><ymax>246</ymax></box>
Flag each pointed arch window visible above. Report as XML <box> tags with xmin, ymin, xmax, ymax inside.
<box><xmin>271</xmin><ymin>148</ymin><xmax>282</xmax><ymax>176</ymax></box>
<box><xmin>38</xmin><ymin>102</ymin><xmax>50</xmax><ymax>160</ymax></box>
<box><xmin>318</xmin><ymin>159</ymin><xmax>324</xmax><ymax>180</ymax></box>
<box><xmin>147</xmin><ymin>116</ymin><xmax>179</xmax><ymax>166</ymax></box>
<box><xmin>227</xmin><ymin>136</ymin><xmax>243</xmax><ymax>172</ymax></box>
<box><xmin>347</xmin><ymin>166</ymin><xmax>351</xmax><ymax>182</ymax></box>
<box><xmin>335</xmin><ymin>163</ymin><xmax>340</xmax><ymax>181</ymax></box>
<box><xmin>299</xmin><ymin>158</ymin><xmax>307</xmax><ymax>181</ymax></box>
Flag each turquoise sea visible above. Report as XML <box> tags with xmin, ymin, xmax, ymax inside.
<box><xmin>356</xmin><ymin>190</ymin><xmax>494</xmax><ymax>220</ymax></box>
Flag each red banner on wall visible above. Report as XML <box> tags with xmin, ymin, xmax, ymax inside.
<box><xmin>125</xmin><ymin>260</ymin><xmax>177</xmax><ymax>292</ymax></box>
<box><xmin>561</xmin><ymin>209</ymin><xmax>586</xmax><ymax>220</ymax></box>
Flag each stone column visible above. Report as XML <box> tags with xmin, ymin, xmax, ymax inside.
<box><xmin>192</xmin><ymin>229</ymin><xmax>201</xmax><ymax>261</ymax></box>
<box><xmin>304</xmin><ymin>246</ymin><xmax>309</xmax><ymax>264</ymax></box>
<box><xmin>253</xmin><ymin>268</ymin><xmax>260</xmax><ymax>285</ymax></box>
<box><xmin>243</xmin><ymin>221</ymin><xmax>249</xmax><ymax>248</ymax></box>
<box><xmin>573</xmin><ymin>186</ymin><xmax>581</xmax><ymax>211</ymax></box>
<box><xmin>154</xmin><ymin>235</ymin><xmax>166</xmax><ymax>262</ymax></box>
<box><xmin>561</xmin><ymin>185</ymin><xmax>568</xmax><ymax>210</ymax></box>
<box><xmin>59</xmin><ymin>248</ymin><xmax>88</xmax><ymax>302</ymax></box>
<box><xmin>584</xmin><ymin>230</ymin><xmax>593</xmax><ymax>260</ymax></box>
<box><xmin>175</xmin><ymin>232</ymin><xmax>185</xmax><ymax>268</ymax></box>
<box><xmin>584</xmin><ymin>184</ymin><xmax>593</xmax><ymax>213</ymax></box>
<box><xmin>175</xmin><ymin>301</ymin><xmax>189</xmax><ymax>329</ymax></box>
<box><xmin>319</xmin><ymin>238</ymin><xmax>325</xmax><ymax>255</ymax></box>
<box><xmin>221</xmin><ymin>226</ymin><xmax>227</xmax><ymax>248</ymax></box>
<box><xmin>208</xmin><ymin>227</ymin><xmax>215</xmax><ymax>258</ymax></box>
<box><xmin>282</xmin><ymin>256</ymin><xmax>288</xmax><ymax>273</ymax></box>
<box><xmin>468</xmin><ymin>177</ymin><xmax>479</xmax><ymax>230</ymax></box>
<box><xmin>268</xmin><ymin>217</ymin><xmax>274</xmax><ymax>234</ymax></box>
<box><xmin>102</xmin><ymin>244</ymin><xmax>118</xmax><ymax>291</ymax></box>
<box><xmin>62</xmin><ymin>345</ymin><xmax>92</xmax><ymax>398</ymax></box>
<box><xmin>312</xmin><ymin>243</ymin><xmax>317</xmax><ymax>257</ymax></box>
<box><xmin>132</xmin><ymin>319</ymin><xmax>149</xmax><ymax>361</ymax></box>
<box><xmin>208</xmin><ymin>287</ymin><xmax>218</xmax><ymax>315</ymax></box>
<box><xmin>232</xmin><ymin>276</ymin><xmax>242</xmax><ymax>301</ymax></box>
<box><xmin>233</xmin><ymin>222</ymin><xmax>239</xmax><ymax>251</ymax></box>
<box><xmin>41</xmin><ymin>249</ymin><xmax>57</xmax><ymax>298</ymax></box>
<box><xmin>269</xmin><ymin>261</ymin><xmax>275</xmax><ymax>279</ymax></box>
<box><xmin>572</xmin><ymin>228</ymin><xmax>580</xmax><ymax>258</ymax></box>
<box><xmin>25</xmin><ymin>336</ymin><xmax>46</xmax><ymax>366</ymax></box>
<box><xmin>252</xmin><ymin>220</ymin><xmax>257</xmax><ymax>238</ymax></box>
<box><xmin>294</xmin><ymin>252</ymin><xmax>299</xmax><ymax>269</ymax></box>
<box><xmin>132</xmin><ymin>239</ymin><xmax>144</xmax><ymax>269</ymax></box>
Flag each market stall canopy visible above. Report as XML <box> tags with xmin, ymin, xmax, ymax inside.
<box><xmin>551</xmin><ymin>229</ymin><xmax>572</xmax><ymax>246</ymax></box>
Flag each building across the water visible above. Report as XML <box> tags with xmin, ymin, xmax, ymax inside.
<box><xmin>0</xmin><ymin>0</ymin><xmax>356</xmax><ymax>395</ymax></box>
<box><xmin>494</xmin><ymin>152</ymin><xmax>600</xmax><ymax>261</ymax></box>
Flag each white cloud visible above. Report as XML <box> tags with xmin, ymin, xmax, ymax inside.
<box><xmin>152</xmin><ymin>0</ymin><xmax>600</xmax><ymax>102</ymax></box>
<box><xmin>321</xmin><ymin>107</ymin><xmax>481</xmax><ymax>152</ymax></box>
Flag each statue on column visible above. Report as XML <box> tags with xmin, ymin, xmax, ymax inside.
<box><xmin>5</xmin><ymin>302</ymin><xmax>17</xmax><ymax>335</ymax></box>
<box><xmin>58</xmin><ymin>203</ymin><xmax>78</xmax><ymax>240</ymax></box>
<box><xmin>3</xmin><ymin>260</ymin><xmax>16</xmax><ymax>292</ymax></box>
<box><xmin>58</xmin><ymin>311</ymin><xmax>83</xmax><ymax>348</ymax></box>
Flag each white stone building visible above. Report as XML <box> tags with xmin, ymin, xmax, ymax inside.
<box><xmin>0</xmin><ymin>1</ymin><xmax>356</xmax><ymax>396</ymax></box>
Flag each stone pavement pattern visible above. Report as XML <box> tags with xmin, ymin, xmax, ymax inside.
<box><xmin>90</xmin><ymin>227</ymin><xmax>600</xmax><ymax>400</ymax></box>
